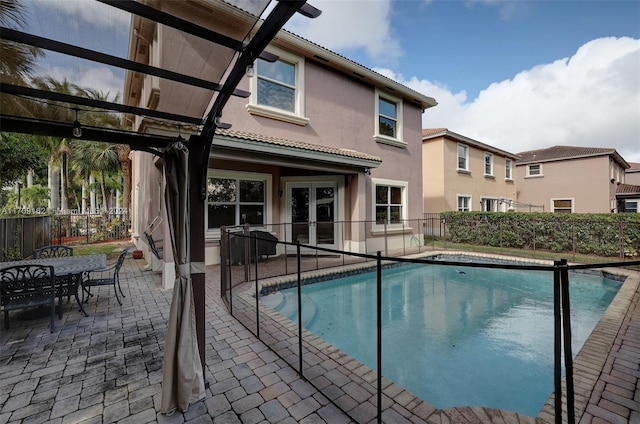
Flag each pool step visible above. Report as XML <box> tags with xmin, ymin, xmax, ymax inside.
<box><xmin>265</xmin><ymin>291</ymin><xmax>316</xmax><ymax>327</ymax></box>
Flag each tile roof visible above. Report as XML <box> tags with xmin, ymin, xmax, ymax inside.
<box><xmin>277</xmin><ymin>29</ymin><xmax>437</xmax><ymax>109</ymax></box>
<box><xmin>421</xmin><ymin>128</ymin><xmax>520</xmax><ymax>159</ymax></box>
<box><xmin>422</xmin><ymin>128</ymin><xmax>448</xmax><ymax>137</ymax></box>
<box><xmin>215</xmin><ymin>128</ymin><xmax>382</xmax><ymax>163</ymax></box>
<box><xmin>517</xmin><ymin>145</ymin><xmax>629</xmax><ymax>168</ymax></box>
<box><xmin>617</xmin><ymin>183</ymin><xmax>640</xmax><ymax>195</ymax></box>
<box><xmin>627</xmin><ymin>162</ymin><xmax>640</xmax><ymax>171</ymax></box>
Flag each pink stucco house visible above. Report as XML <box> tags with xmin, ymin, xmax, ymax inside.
<box><xmin>515</xmin><ymin>145</ymin><xmax>630</xmax><ymax>213</ymax></box>
<box><xmin>124</xmin><ymin>1</ymin><xmax>437</xmax><ymax>286</ymax></box>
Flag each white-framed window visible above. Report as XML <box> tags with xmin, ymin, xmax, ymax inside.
<box><xmin>552</xmin><ymin>198</ymin><xmax>573</xmax><ymax>213</ymax></box>
<box><xmin>206</xmin><ymin>170</ymin><xmax>272</xmax><ymax>235</ymax></box>
<box><xmin>625</xmin><ymin>201</ymin><xmax>638</xmax><ymax>213</ymax></box>
<box><xmin>457</xmin><ymin>195</ymin><xmax>472</xmax><ymax>212</ymax></box>
<box><xmin>505</xmin><ymin>158</ymin><xmax>512</xmax><ymax>180</ymax></box>
<box><xmin>457</xmin><ymin>143</ymin><xmax>469</xmax><ymax>171</ymax></box>
<box><xmin>480</xmin><ymin>197</ymin><xmax>498</xmax><ymax>212</ymax></box>
<box><xmin>371</xmin><ymin>178</ymin><xmax>407</xmax><ymax>227</ymax></box>
<box><xmin>484</xmin><ymin>152</ymin><xmax>494</xmax><ymax>176</ymax></box>
<box><xmin>374</xmin><ymin>89</ymin><xmax>405</xmax><ymax>147</ymax></box>
<box><xmin>527</xmin><ymin>164</ymin><xmax>542</xmax><ymax>177</ymax></box>
<box><xmin>247</xmin><ymin>46</ymin><xmax>308</xmax><ymax>126</ymax></box>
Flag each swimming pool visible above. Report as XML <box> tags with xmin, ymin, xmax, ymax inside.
<box><xmin>267</xmin><ymin>261</ymin><xmax>621</xmax><ymax>416</ymax></box>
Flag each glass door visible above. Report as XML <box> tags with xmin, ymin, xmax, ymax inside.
<box><xmin>288</xmin><ymin>182</ymin><xmax>337</xmax><ymax>250</ymax></box>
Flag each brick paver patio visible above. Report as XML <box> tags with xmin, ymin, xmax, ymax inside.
<box><xmin>1</xmin><ymin>245</ymin><xmax>639</xmax><ymax>423</ymax></box>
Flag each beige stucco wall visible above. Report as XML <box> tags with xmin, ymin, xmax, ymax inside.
<box><xmin>422</xmin><ymin>139</ymin><xmax>445</xmax><ymax>213</ymax></box>
<box><xmin>423</xmin><ymin>137</ymin><xmax>517</xmax><ymax>213</ymax></box>
<box><xmin>626</xmin><ymin>170</ymin><xmax>640</xmax><ymax>185</ymax></box>
<box><xmin>515</xmin><ymin>156</ymin><xmax>615</xmax><ymax>213</ymax></box>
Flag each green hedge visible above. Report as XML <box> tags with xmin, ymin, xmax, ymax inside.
<box><xmin>440</xmin><ymin>212</ymin><xmax>640</xmax><ymax>258</ymax></box>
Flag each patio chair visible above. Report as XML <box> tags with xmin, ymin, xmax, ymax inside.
<box><xmin>0</xmin><ymin>265</ymin><xmax>58</xmax><ymax>332</ymax></box>
<box><xmin>82</xmin><ymin>249</ymin><xmax>129</xmax><ymax>306</ymax></box>
<box><xmin>32</xmin><ymin>245</ymin><xmax>74</xmax><ymax>259</ymax></box>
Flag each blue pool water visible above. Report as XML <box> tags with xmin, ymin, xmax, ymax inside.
<box><xmin>269</xmin><ymin>262</ymin><xmax>621</xmax><ymax>416</ymax></box>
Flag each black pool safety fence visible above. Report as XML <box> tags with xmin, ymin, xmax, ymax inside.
<box><xmin>219</xmin><ymin>226</ymin><xmax>640</xmax><ymax>424</ymax></box>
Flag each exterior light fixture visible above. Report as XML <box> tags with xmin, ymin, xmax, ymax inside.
<box><xmin>246</xmin><ymin>63</ymin><xmax>255</xmax><ymax>78</ymax></box>
<box><xmin>364</xmin><ymin>168</ymin><xmax>371</xmax><ymax>175</ymax></box>
<box><xmin>214</xmin><ymin>115</ymin><xmax>222</xmax><ymax>126</ymax></box>
<box><xmin>72</xmin><ymin>108</ymin><xmax>82</xmax><ymax>138</ymax></box>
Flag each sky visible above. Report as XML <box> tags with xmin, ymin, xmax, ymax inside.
<box><xmin>20</xmin><ymin>0</ymin><xmax>640</xmax><ymax>162</ymax></box>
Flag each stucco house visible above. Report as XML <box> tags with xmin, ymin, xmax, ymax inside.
<box><xmin>125</xmin><ymin>1</ymin><xmax>437</xmax><ymax>286</ymax></box>
<box><xmin>421</xmin><ymin>128</ymin><xmax>520</xmax><ymax>213</ymax></box>
<box><xmin>617</xmin><ymin>162</ymin><xmax>640</xmax><ymax>213</ymax></box>
<box><xmin>515</xmin><ymin>145</ymin><xmax>630</xmax><ymax>213</ymax></box>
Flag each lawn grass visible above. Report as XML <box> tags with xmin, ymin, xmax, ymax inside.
<box><xmin>72</xmin><ymin>241</ymin><xmax>133</xmax><ymax>260</ymax></box>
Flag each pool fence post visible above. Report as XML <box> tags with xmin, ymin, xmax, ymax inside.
<box><xmin>560</xmin><ymin>259</ymin><xmax>575</xmax><ymax>424</ymax></box>
<box><xmin>254</xmin><ymin>233</ymin><xmax>260</xmax><ymax>339</ymax></box>
<box><xmin>227</xmin><ymin>230</ymin><xmax>233</xmax><ymax>316</ymax></box>
<box><xmin>553</xmin><ymin>260</ymin><xmax>562</xmax><ymax>424</ymax></box>
<box><xmin>297</xmin><ymin>241</ymin><xmax>303</xmax><ymax>377</ymax></box>
<box><xmin>377</xmin><ymin>251</ymin><xmax>382</xmax><ymax>424</ymax></box>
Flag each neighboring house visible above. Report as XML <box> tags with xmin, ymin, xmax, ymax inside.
<box><xmin>421</xmin><ymin>128</ymin><xmax>520</xmax><ymax>213</ymax></box>
<box><xmin>617</xmin><ymin>162</ymin><xmax>640</xmax><ymax>213</ymax></box>
<box><xmin>515</xmin><ymin>145</ymin><xmax>630</xmax><ymax>213</ymax></box>
<box><xmin>125</xmin><ymin>1</ymin><xmax>437</xmax><ymax>286</ymax></box>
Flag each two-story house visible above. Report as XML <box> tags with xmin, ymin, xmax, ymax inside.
<box><xmin>421</xmin><ymin>128</ymin><xmax>520</xmax><ymax>213</ymax></box>
<box><xmin>126</xmin><ymin>1</ymin><xmax>437</xmax><ymax>286</ymax></box>
<box><xmin>515</xmin><ymin>145</ymin><xmax>630</xmax><ymax>213</ymax></box>
<box><xmin>618</xmin><ymin>162</ymin><xmax>640</xmax><ymax>212</ymax></box>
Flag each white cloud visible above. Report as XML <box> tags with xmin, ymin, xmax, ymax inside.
<box><xmin>35</xmin><ymin>0</ymin><xmax>130</xmax><ymax>29</ymax></box>
<box><xmin>44</xmin><ymin>65</ymin><xmax>123</xmax><ymax>99</ymax></box>
<box><xmin>384</xmin><ymin>37</ymin><xmax>640</xmax><ymax>163</ymax></box>
<box><xmin>285</xmin><ymin>0</ymin><xmax>402</xmax><ymax>66</ymax></box>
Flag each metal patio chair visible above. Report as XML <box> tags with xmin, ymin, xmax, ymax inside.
<box><xmin>81</xmin><ymin>249</ymin><xmax>129</xmax><ymax>306</ymax></box>
<box><xmin>32</xmin><ymin>245</ymin><xmax>74</xmax><ymax>259</ymax></box>
<box><xmin>0</xmin><ymin>265</ymin><xmax>58</xmax><ymax>332</ymax></box>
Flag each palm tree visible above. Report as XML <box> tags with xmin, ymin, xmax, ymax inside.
<box><xmin>0</xmin><ymin>0</ymin><xmax>43</xmax><ymax>82</ymax></box>
<box><xmin>74</xmin><ymin>88</ymin><xmax>131</xmax><ymax>213</ymax></box>
<box><xmin>74</xmin><ymin>141</ymin><xmax>120</xmax><ymax>212</ymax></box>
<box><xmin>0</xmin><ymin>0</ymin><xmax>44</xmax><ymax>117</ymax></box>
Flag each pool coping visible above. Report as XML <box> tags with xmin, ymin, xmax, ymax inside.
<box><xmin>236</xmin><ymin>250</ymin><xmax>639</xmax><ymax>423</ymax></box>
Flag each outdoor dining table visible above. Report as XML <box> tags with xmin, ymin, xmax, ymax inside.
<box><xmin>1</xmin><ymin>254</ymin><xmax>107</xmax><ymax>317</ymax></box>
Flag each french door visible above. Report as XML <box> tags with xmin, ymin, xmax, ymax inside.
<box><xmin>288</xmin><ymin>182</ymin><xmax>337</xmax><ymax>250</ymax></box>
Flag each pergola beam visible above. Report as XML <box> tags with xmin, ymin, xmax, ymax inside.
<box><xmin>0</xmin><ymin>114</ymin><xmax>173</xmax><ymax>151</ymax></box>
<box><xmin>1</xmin><ymin>83</ymin><xmax>203</xmax><ymax>125</ymax></box>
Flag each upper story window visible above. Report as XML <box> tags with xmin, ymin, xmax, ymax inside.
<box><xmin>247</xmin><ymin>46</ymin><xmax>308</xmax><ymax>126</ymax></box>
<box><xmin>527</xmin><ymin>164</ymin><xmax>542</xmax><ymax>177</ymax></box>
<box><xmin>206</xmin><ymin>171</ymin><xmax>271</xmax><ymax>236</ymax></box>
<box><xmin>371</xmin><ymin>178</ymin><xmax>408</xmax><ymax>229</ymax></box>
<box><xmin>258</xmin><ymin>59</ymin><xmax>295</xmax><ymax>112</ymax></box>
<box><xmin>457</xmin><ymin>143</ymin><xmax>469</xmax><ymax>171</ymax></box>
<box><xmin>374</xmin><ymin>89</ymin><xmax>405</xmax><ymax>147</ymax></box>
<box><xmin>484</xmin><ymin>152</ymin><xmax>494</xmax><ymax>176</ymax></box>
<box><xmin>505</xmin><ymin>158</ymin><xmax>513</xmax><ymax>180</ymax></box>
